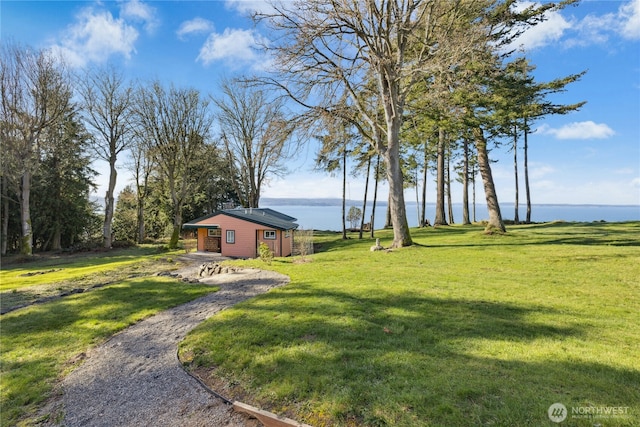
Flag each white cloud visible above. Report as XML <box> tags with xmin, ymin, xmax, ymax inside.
<box><xmin>631</xmin><ymin>177</ymin><xmax>640</xmax><ymax>188</ymax></box>
<box><xmin>529</xmin><ymin>164</ymin><xmax>555</xmax><ymax>179</ymax></box>
<box><xmin>197</xmin><ymin>28</ymin><xmax>267</xmax><ymax>66</ymax></box>
<box><xmin>509</xmin><ymin>0</ymin><xmax>640</xmax><ymax>51</ymax></box>
<box><xmin>570</xmin><ymin>180</ymin><xmax>640</xmax><ymax>205</ymax></box>
<box><xmin>508</xmin><ymin>2</ymin><xmax>573</xmax><ymax>51</ymax></box>
<box><xmin>177</xmin><ymin>18</ymin><xmax>214</xmax><ymax>40</ymax></box>
<box><xmin>615</xmin><ymin>168</ymin><xmax>636</xmax><ymax>175</ymax></box>
<box><xmin>489</xmin><ymin>164</ymin><xmax>513</xmax><ymax>180</ymax></box>
<box><xmin>564</xmin><ymin>0</ymin><xmax>640</xmax><ymax>47</ymax></box>
<box><xmin>120</xmin><ymin>0</ymin><xmax>159</xmax><ymax>34</ymax></box>
<box><xmin>264</xmin><ymin>175</ymin><xmax>344</xmax><ymax>199</ymax></box>
<box><xmin>538</xmin><ymin>121</ymin><xmax>615</xmax><ymax>140</ymax></box>
<box><xmin>567</xmin><ymin>12</ymin><xmax>616</xmax><ymax>47</ymax></box>
<box><xmin>530</xmin><ymin>179</ymin><xmax>556</xmax><ymax>192</ymax></box>
<box><xmin>619</xmin><ymin>0</ymin><xmax>640</xmax><ymax>40</ymax></box>
<box><xmin>224</xmin><ymin>0</ymin><xmax>276</xmax><ymax>15</ymax></box>
<box><xmin>51</xmin><ymin>8</ymin><xmax>139</xmax><ymax>67</ymax></box>
<box><xmin>49</xmin><ymin>45</ymin><xmax>86</xmax><ymax>69</ymax></box>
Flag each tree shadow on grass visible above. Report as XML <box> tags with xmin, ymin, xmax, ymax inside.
<box><xmin>186</xmin><ymin>285</ymin><xmax>638</xmax><ymax>426</ymax></box>
<box><xmin>312</xmin><ymin>222</ymin><xmax>640</xmax><ymax>254</ymax></box>
<box><xmin>412</xmin><ymin>222</ymin><xmax>640</xmax><ymax>249</ymax></box>
<box><xmin>513</xmin><ymin>221</ymin><xmax>640</xmax><ymax>247</ymax></box>
<box><xmin>1</xmin><ymin>278</ymin><xmax>216</xmax><ymax>426</ymax></box>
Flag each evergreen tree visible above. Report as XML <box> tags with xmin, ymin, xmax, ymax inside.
<box><xmin>32</xmin><ymin>108</ymin><xmax>97</xmax><ymax>251</ymax></box>
<box><xmin>1</xmin><ymin>42</ymin><xmax>72</xmax><ymax>254</ymax></box>
<box><xmin>112</xmin><ymin>186</ymin><xmax>138</xmax><ymax>243</ymax></box>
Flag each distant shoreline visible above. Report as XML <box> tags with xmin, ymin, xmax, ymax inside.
<box><xmin>259</xmin><ymin>200</ymin><xmax>639</xmax><ymax>230</ymax></box>
<box><xmin>89</xmin><ymin>195</ymin><xmax>639</xmax><ymax>210</ymax></box>
<box><xmin>261</xmin><ymin>197</ymin><xmax>640</xmax><ymax>209</ymax></box>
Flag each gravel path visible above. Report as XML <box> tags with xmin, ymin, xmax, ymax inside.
<box><xmin>45</xmin><ymin>256</ymin><xmax>289</xmax><ymax>427</ymax></box>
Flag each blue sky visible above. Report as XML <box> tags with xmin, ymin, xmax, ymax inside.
<box><xmin>2</xmin><ymin>0</ymin><xmax>639</xmax><ymax>207</ymax></box>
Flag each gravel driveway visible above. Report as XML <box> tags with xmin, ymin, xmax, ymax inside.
<box><xmin>41</xmin><ymin>255</ymin><xmax>289</xmax><ymax>427</ymax></box>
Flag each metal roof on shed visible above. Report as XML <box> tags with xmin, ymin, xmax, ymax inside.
<box><xmin>183</xmin><ymin>208</ymin><xmax>298</xmax><ymax>231</ymax></box>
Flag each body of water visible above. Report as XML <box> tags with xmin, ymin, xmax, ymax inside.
<box><xmin>261</xmin><ymin>201</ymin><xmax>640</xmax><ymax>231</ymax></box>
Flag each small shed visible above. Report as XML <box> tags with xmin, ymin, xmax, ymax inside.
<box><xmin>183</xmin><ymin>208</ymin><xmax>298</xmax><ymax>258</ymax></box>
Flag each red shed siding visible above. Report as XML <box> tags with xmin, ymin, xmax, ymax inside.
<box><xmin>283</xmin><ymin>230</ymin><xmax>293</xmax><ymax>257</ymax></box>
<box><xmin>257</xmin><ymin>229</ymin><xmax>294</xmax><ymax>257</ymax></box>
<box><xmin>192</xmin><ymin>213</ymin><xmax>293</xmax><ymax>258</ymax></box>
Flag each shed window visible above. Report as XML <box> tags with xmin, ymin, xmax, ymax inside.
<box><xmin>226</xmin><ymin>230</ymin><xmax>235</xmax><ymax>244</ymax></box>
<box><xmin>208</xmin><ymin>228</ymin><xmax>221</xmax><ymax>237</ymax></box>
<box><xmin>264</xmin><ymin>230</ymin><xmax>276</xmax><ymax>240</ymax></box>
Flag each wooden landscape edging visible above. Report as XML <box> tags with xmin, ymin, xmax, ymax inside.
<box><xmin>233</xmin><ymin>401</ymin><xmax>313</xmax><ymax>427</ymax></box>
<box><xmin>180</xmin><ymin>350</ymin><xmax>312</xmax><ymax>426</ymax></box>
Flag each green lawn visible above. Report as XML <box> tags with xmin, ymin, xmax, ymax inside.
<box><xmin>0</xmin><ymin>246</ymin><xmax>177</xmax><ymax>291</ymax></box>
<box><xmin>179</xmin><ymin>222</ymin><xmax>640</xmax><ymax>426</ymax></box>
<box><xmin>0</xmin><ymin>246</ymin><xmax>189</xmax><ymax>313</ymax></box>
<box><xmin>0</xmin><ymin>247</ymin><xmax>219</xmax><ymax>427</ymax></box>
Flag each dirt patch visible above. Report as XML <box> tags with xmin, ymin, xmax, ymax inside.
<box><xmin>187</xmin><ymin>366</ymin><xmax>259</xmax><ymax>415</ymax></box>
<box><xmin>1</xmin><ymin>253</ymin><xmax>223</xmax><ymax>314</ymax></box>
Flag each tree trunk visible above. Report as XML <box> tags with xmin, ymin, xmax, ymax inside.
<box><xmin>169</xmin><ymin>208</ymin><xmax>182</xmax><ymax>249</ymax></box>
<box><xmin>247</xmin><ymin>147</ymin><xmax>258</xmax><ymax>208</ymax></box>
<box><xmin>370</xmin><ymin>155</ymin><xmax>380</xmax><ymax>238</ymax></box>
<box><xmin>359</xmin><ymin>156</ymin><xmax>371</xmax><ymax>239</ymax></box>
<box><xmin>103</xmin><ymin>160</ymin><xmax>117</xmax><ymax>248</ymax></box>
<box><xmin>341</xmin><ymin>146</ymin><xmax>347</xmax><ymax>240</ymax></box>
<box><xmin>249</xmin><ymin>177</ymin><xmax>260</xmax><ymax>208</ymax></box>
<box><xmin>472</xmin><ymin>164</ymin><xmax>477</xmax><ymax>223</ymax></box>
<box><xmin>415</xmin><ymin>169</ymin><xmax>420</xmax><ymax>226</ymax></box>
<box><xmin>52</xmin><ymin>225</ymin><xmax>62</xmax><ymax>251</ymax></box>
<box><xmin>513</xmin><ymin>124</ymin><xmax>520</xmax><ymax>225</ymax></box>
<box><xmin>524</xmin><ymin>117</ymin><xmax>532</xmax><ymax>223</ymax></box>
<box><xmin>1</xmin><ymin>176</ymin><xmax>8</xmax><ymax>255</ymax></box>
<box><xmin>420</xmin><ymin>140</ymin><xmax>428</xmax><ymax>227</ymax></box>
<box><xmin>446</xmin><ymin>153</ymin><xmax>454</xmax><ymax>224</ymax></box>
<box><xmin>137</xmin><ymin>196</ymin><xmax>145</xmax><ymax>244</ymax></box>
<box><xmin>434</xmin><ymin>127</ymin><xmax>447</xmax><ymax>226</ymax></box>
<box><xmin>385</xmin><ymin>194</ymin><xmax>392</xmax><ymax>229</ymax></box>
<box><xmin>473</xmin><ymin>127</ymin><xmax>505</xmax><ymax>233</ymax></box>
<box><xmin>384</xmin><ymin>118</ymin><xmax>412</xmax><ymax>247</ymax></box>
<box><xmin>20</xmin><ymin>170</ymin><xmax>33</xmax><ymax>255</ymax></box>
<box><xmin>51</xmin><ymin>158</ymin><xmax>62</xmax><ymax>251</ymax></box>
<box><xmin>462</xmin><ymin>138</ymin><xmax>471</xmax><ymax>225</ymax></box>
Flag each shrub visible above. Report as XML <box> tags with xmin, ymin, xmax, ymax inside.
<box><xmin>258</xmin><ymin>242</ymin><xmax>274</xmax><ymax>265</ymax></box>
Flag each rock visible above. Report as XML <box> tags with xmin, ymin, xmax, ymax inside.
<box><xmin>198</xmin><ymin>262</ymin><xmax>239</xmax><ymax>277</ymax></box>
<box><xmin>370</xmin><ymin>238</ymin><xmax>384</xmax><ymax>252</ymax></box>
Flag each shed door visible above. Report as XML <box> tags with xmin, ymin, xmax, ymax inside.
<box><xmin>204</xmin><ymin>229</ymin><xmax>221</xmax><ymax>252</ymax></box>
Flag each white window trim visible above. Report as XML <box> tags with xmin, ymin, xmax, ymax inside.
<box><xmin>226</xmin><ymin>230</ymin><xmax>235</xmax><ymax>244</ymax></box>
<box><xmin>264</xmin><ymin>230</ymin><xmax>276</xmax><ymax>240</ymax></box>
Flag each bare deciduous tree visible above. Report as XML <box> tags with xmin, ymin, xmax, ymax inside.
<box><xmin>78</xmin><ymin>65</ymin><xmax>134</xmax><ymax>248</ymax></box>
<box><xmin>126</xmin><ymin>133</ymin><xmax>155</xmax><ymax>244</ymax></box>
<box><xmin>134</xmin><ymin>81</ymin><xmax>213</xmax><ymax>249</ymax></box>
<box><xmin>213</xmin><ymin>79</ymin><xmax>294</xmax><ymax>208</ymax></box>
<box><xmin>1</xmin><ymin>42</ymin><xmax>72</xmax><ymax>255</ymax></box>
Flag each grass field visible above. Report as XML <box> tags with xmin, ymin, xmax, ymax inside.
<box><xmin>179</xmin><ymin>222</ymin><xmax>640</xmax><ymax>426</ymax></box>
<box><xmin>0</xmin><ymin>247</ymin><xmax>218</xmax><ymax>427</ymax></box>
